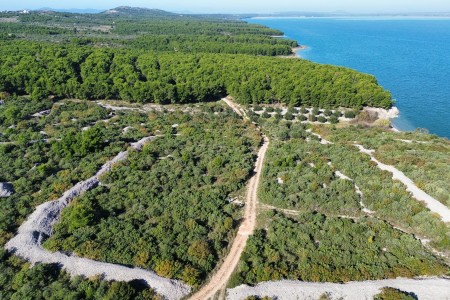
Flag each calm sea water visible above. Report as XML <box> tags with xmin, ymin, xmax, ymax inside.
<box><xmin>247</xmin><ymin>17</ymin><xmax>450</xmax><ymax>138</ymax></box>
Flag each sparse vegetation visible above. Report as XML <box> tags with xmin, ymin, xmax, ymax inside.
<box><xmin>374</xmin><ymin>287</ymin><xmax>417</xmax><ymax>300</ymax></box>
<box><xmin>231</xmin><ymin>211</ymin><xmax>447</xmax><ymax>286</ymax></box>
<box><xmin>44</xmin><ymin>105</ymin><xmax>261</xmax><ymax>286</ymax></box>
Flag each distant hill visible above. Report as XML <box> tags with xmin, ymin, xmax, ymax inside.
<box><xmin>101</xmin><ymin>6</ymin><xmax>177</xmax><ymax>17</ymax></box>
<box><xmin>37</xmin><ymin>7</ymin><xmax>103</xmax><ymax>14</ymax></box>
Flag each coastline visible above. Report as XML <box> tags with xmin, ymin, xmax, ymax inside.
<box><xmin>292</xmin><ymin>45</ymin><xmax>306</xmax><ymax>53</ymax></box>
<box><xmin>250</xmin><ymin>17</ymin><xmax>450</xmax><ymax>139</ymax></box>
<box><xmin>390</xmin><ymin>124</ymin><xmax>401</xmax><ymax>132</ymax></box>
<box><xmin>279</xmin><ymin>45</ymin><xmax>307</xmax><ymax>58</ymax></box>
<box><xmin>363</xmin><ymin>106</ymin><xmax>401</xmax><ymax>132</ymax></box>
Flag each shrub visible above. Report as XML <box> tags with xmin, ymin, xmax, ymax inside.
<box><xmin>284</xmin><ymin>112</ymin><xmax>294</xmax><ymax>120</ymax></box>
<box><xmin>300</xmin><ymin>107</ymin><xmax>308</xmax><ymax>114</ymax></box>
<box><xmin>329</xmin><ymin>115</ymin><xmax>339</xmax><ymax>124</ymax></box>
<box><xmin>266</xmin><ymin>107</ymin><xmax>274</xmax><ymax>113</ymax></box>
<box><xmin>67</xmin><ymin>204</ymin><xmax>94</xmax><ymax>232</ymax></box>
<box><xmin>312</xmin><ymin>107</ymin><xmax>320</xmax><ymax>115</ymax></box>
<box><xmin>324</xmin><ymin>109</ymin><xmax>332</xmax><ymax>116</ymax></box>
<box><xmin>317</xmin><ymin>116</ymin><xmax>327</xmax><ymax>123</ymax></box>
<box><xmin>374</xmin><ymin>287</ymin><xmax>416</xmax><ymax>300</ymax></box>
<box><xmin>253</xmin><ymin>105</ymin><xmax>263</xmax><ymax>111</ymax></box>
<box><xmin>309</xmin><ymin>114</ymin><xmax>317</xmax><ymax>122</ymax></box>
<box><xmin>333</xmin><ymin>111</ymin><xmax>342</xmax><ymax>117</ymax></box>
<box><xmin>344</xmin><ymin>111</ymin><xmax>356</xmax><ymax>118</ymax></box>
<box><xmin>261</xmin><ymin>111</ymin><xmax>271</xmax><ymax>118</ymax></box>
<box><xmin>298</xmin><ymin>115</ymin><xmax>307</xmax><ymax>121</ymax></box>
<box><xmin>357</xmin><ymin>111</ymin><xmax>378</xmax><ymax>123</ymax></box>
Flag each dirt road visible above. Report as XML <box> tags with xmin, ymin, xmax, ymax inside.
<box><xmin>190</xmin><ymin>136</ymin><xmax>269</xmax><ymax>300</ymax></box>
<box><xmin>188</xmin><ymin>99</ymin><xmax>269</xmax><ymax>300</ymax></box>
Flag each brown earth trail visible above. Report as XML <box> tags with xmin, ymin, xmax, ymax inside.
<box><xmin>188</xmin><ymin>99</ymin><xmax>269</xmax><ymax>300</ymax></box>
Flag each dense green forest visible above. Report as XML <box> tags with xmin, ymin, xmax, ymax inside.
<box><xmin>0</xmin><ymin>7</ymin><xmax>392</xmax><ymax>108</ymax></box>
<box><xmin>0</xmin><ymin>42</ymin><xmax>392</xmax><ymax>108</ymax></box>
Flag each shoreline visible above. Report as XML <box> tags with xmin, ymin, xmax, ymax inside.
<box><xmin>255</xmin><ymin>18</ymin><xmax>449</xmax><ymax>139</ymax></box>
<box><xmin>279</xmin><ymin>45</ymin><xmax>307</xmax><ymax>58</ymax></box>
<box><xmin>390</xmin><ymin>124</ymin><xmax>401</xmax><ymax>132</ymax></box>
<box><xmin>363</xmin><ymin>106</ymin><xmax>402</xmax><ymax>132</ymax></box>
<box><xmin>250</xmin><ymin>16</ymin><xmax>450</xmax><ymax>20</ymax></box>
<box><xmin>292</xmin><ymin>45</ymin><xmax>307</xmax><ymax>53</ymax></box>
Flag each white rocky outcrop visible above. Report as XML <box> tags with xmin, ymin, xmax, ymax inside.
<box><xmin>363</xmin><ymin>106</ymin><xmax>400</xmax><ymax>120</ymax></box>
<box><xmin>0</xmin><ymin>182</ymin><xmax>14</xmax><ymax>197</ymax></box>
<box><xmin>32</xmin><ymin>110</ymin><xmax>51</xmax><ymax>118</ymax></box>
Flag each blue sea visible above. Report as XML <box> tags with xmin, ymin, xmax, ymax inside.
<box><xmin>247</xmin><ymin>17</ymin><xmax>450</xmax><ymax>138</ymax></box>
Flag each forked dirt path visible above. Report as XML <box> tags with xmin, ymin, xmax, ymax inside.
<box><xmin>189</xmin><ymin>98</ymin><xmax>269</xmax><ymax>300</ymax></box>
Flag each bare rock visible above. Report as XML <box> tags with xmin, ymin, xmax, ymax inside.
<box><xmin>0</xmin><ymin>182</ymin><xmax>14</xmax><ymax>197</ymax></box>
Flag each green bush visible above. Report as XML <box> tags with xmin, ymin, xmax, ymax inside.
<box><xmin>253</xmin><ymin>105</ymin><xmax>263</xmax><ymax>111</ymax></box>
<box><xmin>312</xmin><ymin>107</ymin><xmax>320</xmax><ymax>115</ymax></box>
<box><xmin>333</xmin><ymin>111</ymin><xmax>342</xmax><ymax>117</ymax></box>
<box><xmin>344</xmin><ymin>111</ymin><xmax>356</xmax><ymax>118</ymax></box>
<box><xmin>261</xmin><ymin>111</ymin><xmax>271</xmax><ymax>118</ymax></box>
<box><xmin>234</xmin><ymin>212</ymin><xmax>447</xmax><ymax>286</ymax></box>
<box><xmin>298</xmin><ymin>115</ymin><xmax>307</xmax><ymax>121</ymax></box>
<box><xmin>374</xmin><ymin>287</ymin><xmax>416</xmax><ymax>300</ymax></box>
<box><xmin>44</xmin><ymin>107</ymin><xmax>261</xmax><ymax>283</ymax></box>
<box><xmin>317</xmin><ymin>116</ymin><xmax>327</xmax><ymax>123</ymax></box>
<box><xmin>329</xmin><ymin>115</ymin><xmax>339</xmax><ymax>124</ymax></box>
<box><xmin>284</xmin><ymin>112</ymin><xmax>294</xmax><ymax>120</ymax></box>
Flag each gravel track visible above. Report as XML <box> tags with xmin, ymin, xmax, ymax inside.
<box><xmin>355</xmin><ymin>144</ymin><xmax>450</xmax><ymax>223</ymax></box>
<box><xmin>306</xmin><ymin>129</ymin><xmax>333</xmax><ymax>145</ymax></box>
<box><xmin>5</xmin><ymin>136</ymin><xmax>191</xmax><ymax>300</ymax></box>
<box><xmin>227</xmin><ymin>278</ymin><xmax>450</xmax><ymax>300</ymax></box>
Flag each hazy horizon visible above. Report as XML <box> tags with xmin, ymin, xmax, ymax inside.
<box><xmin>2</xmin><ymin>0</ymin><xmax>450</xmax><ymax>14</ymax></box>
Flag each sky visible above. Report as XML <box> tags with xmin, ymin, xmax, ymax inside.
<box><xmin>2</xmin><ymin>0</ymin><xmax>450</xmax><ymax>14</ymax></box>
